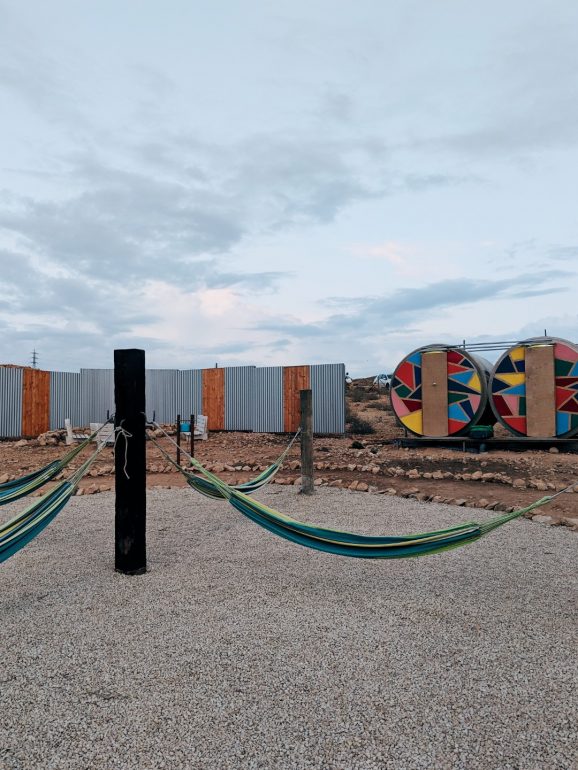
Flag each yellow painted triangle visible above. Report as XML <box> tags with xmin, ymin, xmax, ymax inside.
<box><xmin>468</xmin><ymin>372</ymin><xmax>481</xmax><ymax>392</ymax></box>
<box><xmin>498</xmin><ymin>372</ymin><xmax>525</xmax><ymax>386</ymax></box>
<box><xmin>401</xmin><ymin>410</ymin><xmax>423</xmax><ymax>434</ymax></box>
<box><xmin>510</xmin><ymin>346</ymin><xmax>525</xmax><ymax>362</ymax></box>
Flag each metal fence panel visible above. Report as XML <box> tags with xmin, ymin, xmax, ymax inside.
<box><xmin>146</xmin><ymin>369</ymin><xmax>179</xmax><ymax>424</ymax></box>
<box><xmin>176</xmin><ymin>370</ymin><xmax>203</xmax><ymax>418</ymax></box>
<box><xmin>311</xmin><ymin>363</ymin><xmax>345</xmax><ymax>434</ymax></box>
<box><xmin>0</xmin><ymin>368</ymin><xmax>23</xmax><ymax>437</ymax></box>
<box><xmin>81</xmin><ymin>369</ymin><xmax>114</xmax><ymax>425</ymax></box>
<box><xmin>225</xmin><ymin>366</ymin><xmax>255</xmax><ymax>430</ymax></box>
<box><xmin>50</xmin><ymin>372</ymin><xmax>82</xmax><ymax>429</ymax></box>
<box><xmin>253</xmin><ymin>367</ymin><xmax>284</xmax><ymax>433</ymax></box>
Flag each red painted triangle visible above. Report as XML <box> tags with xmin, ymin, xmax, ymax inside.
<box><xmin>505</xmin><ymin>416</ymin><xmax>527</xmax><ymax>434</ymax></box>
<box><xmin>396</xmin><ymin>361</ymin><xmax>415</xmax><ymax>390</ymax></box>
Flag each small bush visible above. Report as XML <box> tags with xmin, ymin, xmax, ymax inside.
<box><xmin>348</xmin><ymin>415</ymin><xmax>375</xmax><ymax>435</ymax></box>
<box><xmin>365</xmin><ymin>401</ymin><xmax>388</xmax><ymax>410</ymax></box>
<box><xmin>350</xmin><ymin>388</ymin><xmax>378</xmax><ymax>402</ymax></box>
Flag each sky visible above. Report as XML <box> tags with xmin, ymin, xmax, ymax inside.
<box><xmin>0</xmin><ymin>0</ymin><xmax>577</xmax><ymax>375</ymax></box>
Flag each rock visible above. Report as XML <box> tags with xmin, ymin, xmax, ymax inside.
<box><xmin>357</xmin><ymin>482</ymin><xmax>369</xmax><ymax>492</ymax></box>
<box><xmin>512</xmin><ymin>478</ymin><xmax>526</xmax><ymax>489</ymax></box>
<box><xmin>0</xmin><ymin>474</ymin><xmax>9</xmax><ymax>484</ymax></box>
<box><xmin>241</xmin><ymin>465</ymin><xmax>251</xmax><ymax>472</ymax></box>
<box><xmin>385</xmin><ymin>488</ymin><xmax>397</xmax><ymax>495</ymax></box>
<box><xmin>293</xmin><ymin>477</ymin><xmax>301</xmax><ymax>486</ymax></box>
<box><xmin>14</xmin><ymin>440</ymin><xmax>28</xmax><ymax>447</ymax></box>
<box><xmin>407</xmin><ymin>469</ymin><xmax>420</xmax><ymax>479</ymax></box>
<box><xmin>328</xmin><ymin>479</ymin><xmax>343</xmax><ymax>487</ymax></box>
<box><xmin>532</xmin><ymin>515</ymin><xmax>556</xmax><ymax>526</ymax></box>
<box><xmin>422</xmin><ymin>472</ymin><xmax>432</xmax><ymax>479</ymax></box>
<box><xmin>371</xmin><ymin>466</ymin><xmax>380</xmax><ymax>475</ymax></box>
<box><xmin>453</xmin><ymin>499</ymin><xmax>467</xmax><ymax>506</ymax></box>
<box><xmin>431</xmin><ymin>470</ymin><xmax>443</xmax><ymax>480</ymax></box>
<box><xmin>347</xmin><ymin>464</ymin><xmax>356</xmax><ymax>472</ymax></box>
<box><xmin>561</xmin><ymin>517</ymin><xmax>578</xmax><ymax>530</ymax></box>
<box><xmin>549</xmin><ymin>447</ymin><xmax>559</xmax><ymax>454</ymax></box>
<box><xmin>348</xmin><ymin>481</ymin><xmax>359</xmax><ymax>490</ymax></box>
<box><xmin>471</xmin><ymin>471</ymin><xmax>483</xmax><ymax>480</ymax></box>
<box><xmin>477</xmin><ymin>499</ymin><xmax>489</xmax><ymax>508</ymax></box>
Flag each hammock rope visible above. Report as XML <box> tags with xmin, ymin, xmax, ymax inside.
<box><xmin>148</xmin><ymin>421</ymin><xmax>577</xmax><ymax>560</ymax></box>
<box><xmin>0</xmin><ymin>419</ymin><xmax>115</xmax><ymax>506</ymax></box>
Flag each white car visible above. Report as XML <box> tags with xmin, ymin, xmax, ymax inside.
<box><xmin>373</xmin><ymin>373</ymin><xmax>392</xmax><ymax>391</ymax></box>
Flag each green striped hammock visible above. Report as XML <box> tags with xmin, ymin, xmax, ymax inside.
<box><xmin>0</xmin><ymin>428</ymin><xmax>107</xmax><ymax>506</ymax></box>
<box><xmin>150</xmin><ymin>429</ymin><xmax>568</xmax><ymax>560</ymax></box>
<box><xmin>0</xmin><ymin>449</ymin><xmax>103</xmax><ymax>564</ymax></box>
<box><xmin>160</xmin><ymin>430</ymin><xmax>301</xmax><ymax>499</ymax></box>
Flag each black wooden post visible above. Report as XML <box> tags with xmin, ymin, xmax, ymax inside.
<box><xmin>114</xmin><ymin>349</ymin><xmax>146</xmax><ymax>575</ymax></box>
<box><xmin>190</xmin><ymin>413</ymin><xmax>194</xmax><ymax>458</ymax></box>
<box><xmin>176</xmin><ymin>414</ymin><xmax>181</xmax><ymax>466</ymax></box>
<box><xmin>300</xmin><ymin>389</ymin><xmax>314</xmax><ymax>495</ymax></box>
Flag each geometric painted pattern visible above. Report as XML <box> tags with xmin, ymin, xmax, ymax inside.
<box><xmin>491</xmin><ymin>341</ymin><xmax>578</xmax><ymax>437</ymax></box>
<box><xmin>391</xmin><ymin>349</ymin><xmax>485</xmax><ymax>436</ymax></box>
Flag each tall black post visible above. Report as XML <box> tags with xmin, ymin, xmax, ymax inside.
<box><xmin>176</xmin><ymin>414</ymin><xmax>181</xmax><ymax>466</ymax></box>
<box><xmin>114</xmin><ymin>349</ymin><xmax>146</xmax><ymax>575</ymax></box>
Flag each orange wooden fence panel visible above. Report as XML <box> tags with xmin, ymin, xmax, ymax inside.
<box><xmin>22</xmin><ymin>368</ymin><xmax>50</xmax><ymax>437</ymax></box>
<box><xmin>283</xmin><ymin>366</ymin><xmax>310</xmax><ymax>432</ymax></box>
<box><xmin>202</xmin><ymin>368</ymin><xmax>225</xmax><ymax>431</ymax></box>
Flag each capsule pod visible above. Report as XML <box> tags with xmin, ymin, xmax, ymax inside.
<box><xmin>490</xmin><ymin>337</ymin><xmax>578</xmax><ymax>438</ymax></box>
<box><xmin>390</xmin><ymin>345</ymin><xmax>494</xmax><ymax>437</ymax></box>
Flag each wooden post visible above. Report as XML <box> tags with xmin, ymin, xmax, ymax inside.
<box><xmin>190</xmin><ymin>413</ymin><xmax>194</xmax><ymax>458</ymax></box>
<box><xmin>300</xmin><ymin>389</ymin><xmax>314</xmax><ymax>494</ymax></box>
<box><xmin>176</xmin><ymin>414</ymin><xmax>181</xmax><ymax>466</ymax></box>
<box><xmin>114</xmin><ymin>349</ymin><xmax>146</xmax><ymax>575</ymax></box>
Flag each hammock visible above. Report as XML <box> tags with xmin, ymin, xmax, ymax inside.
<box><xmin>0</xmin><ymin>423</ymin><xmax>111</xmax><ymax>506</ymax></box>
<box><xmin>150</xmin><ymin>423</ymin><xmax>574</xmax><ymax>560</ymax></box>
<box><xmin>150</xmin><ymin>428</ymin><xmax>300</xmax><ymax>499</ymax></box>
<box><xmin>0</xmin><ymin>444</ymin><xmax>106</xmax><ymax>564</ymax></box>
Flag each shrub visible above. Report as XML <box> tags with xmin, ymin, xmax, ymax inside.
<box><xmin>347</xmin><ymin>415</ymin><xmax>375</xmax><ymax>435</ymax></box>
<box><xmin>350</xmin><ymin>388</ymin><xmax>378</xmax><ymax>402</ymax></box>
<box><xmin>365</xmin><ymin>401</ymin><xmax>388</xmax><ymax>410</ymax></box>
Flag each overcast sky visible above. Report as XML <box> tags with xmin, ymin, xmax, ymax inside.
<box><xmin>1</xmin><ymin>1</ymin><xmax>577</xmax><ymax>375</ymax></box>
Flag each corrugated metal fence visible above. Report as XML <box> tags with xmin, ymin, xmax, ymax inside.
<box><xmin>0</xmin><ymin>368</ymin><xmax>23</xmax><ymax>438</ymax></box>
<box><xmin>0</xmin><ymin>363</ymin><xmax>345</xmax><ymax>437</ymax></box>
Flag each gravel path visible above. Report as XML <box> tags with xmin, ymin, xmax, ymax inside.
<box><xmin>1</xmin><ymin>487</ymin><xmax>577</xmax><ymax>770</ymax></box>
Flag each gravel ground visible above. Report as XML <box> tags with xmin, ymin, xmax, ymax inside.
<box><xmin>1</xmin><ymin>487</ymin><xmax>577</xmax><ymax>770</ymax></box>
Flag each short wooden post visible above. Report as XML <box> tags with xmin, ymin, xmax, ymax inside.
<box><xmin>114</xmin><ymin>349</ymin><xmax>146</xmax><ymax>575</ymax></box>
<box><xmin>176</xmin><ymin>414</ymin><xmax>181</xmax><ymax>466</ymax></box>
<box><xmin>300</xmin><ymin>389</ymin><xmax>314</xmax><ymax>494</ymax></box>
<box><xmin>190</xmin><ymin>413</ymin><xmax>194</xmax><ymax>458</ymax></box>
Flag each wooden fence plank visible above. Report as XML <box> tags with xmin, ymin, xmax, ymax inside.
<box><xmin>283</xmin><ymin>366</ymin><xmax>310</xmax><ymax>432</ymax></box>
<box><xmin>22</xmin><ymin>368</ymin><xmax>50</xmax><ymax>437</ymax></box>
<box><xmin>202</xmin><ymin>368</ymin><xmax>225</xmax><ymax>431</ymax></box>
